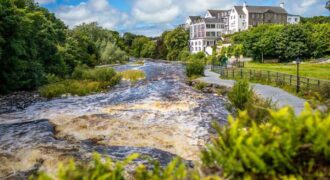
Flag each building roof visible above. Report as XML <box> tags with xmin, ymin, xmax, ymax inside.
<box><xmin>234</xmin><ymin>5</ymin><xmax>287</xmax><ymax>15</ymax></box>
<box><xmin>288</xmin><ymin>14</ymin><xmax>300</xmax><ymax>17</ymax></box>
<box><xmin>207</xmin><ymin>10</ymin><xmax>230</xmax><ymax>17</ymax></box>
<box><xmin>203</xmin><ymin>18</ymin><xmax>225</xmax><ymax>23</ymax></box>
<box><xmin>234</xmin><ymin>6</ymin><xmax>244</xmax><ymax>15</ymax></box>
<box><xmin>246</xmin><ymin>6</ymin><xmax>287</xmax><ymax>14</ymax></box>
<box><xmin>189</xmin><ymin>16</ymin><xmax>202</xmax><ymax>22</ymax></box>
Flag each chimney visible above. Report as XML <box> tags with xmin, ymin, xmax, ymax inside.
<box><xmin>280</xmin><ymin>2</ymin><xmax>284</xmax><ymax>9</ymax></box>
<box><xmin>243</xmin><ymin>1</ymin><xmax>247</xmax><ymax>7</ymax></box>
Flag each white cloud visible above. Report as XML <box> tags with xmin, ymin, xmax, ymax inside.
<box><xmin>132</xmin><ymin>0</ymin><xmax>235</xmax><ymax>24</ymax></box>
<box><xmin>35</xmin><ymin>0</ymin><xmax>55</xmax><ymax>5</ymax></box>
<box><xmin>55</xmin><ymin>0</ymin><xmax>132</xmax><ymax>29</ymax></box>
<box><xmin>132</xmin><ymin>0</ymin><xmax>180</xmax><ymax>23</ymax></box>
<box><xmin>278</xmin><ymin>0</ymin><xmax>329</xmax><ymax>16</ymax></box>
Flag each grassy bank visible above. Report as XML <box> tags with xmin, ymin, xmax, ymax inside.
<box><xmin>119</xmin><ymin>70</ymin><xmax>146</xmax><ymax>83</ymax></box>
<box><xmin>39</xmin><ymin>66</ymin><xmax>121</xmax><ymax>99</ymax></box>
<box><xmin>245</xmin><ymin>62</ymin><xmax>330</xmax><ymax>80</ymax></box>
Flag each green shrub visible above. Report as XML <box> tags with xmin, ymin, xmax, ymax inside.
<box><xmin>228</xmin><ymin>80</ymin><xmax>253</xmax><ymax>110</ymax></box>
<box><xmin>45</xmin><ymin>74</ymin><xmax>62</xmax><ymax>84</ymax></box>
<box><xmin>245</xmin><ymin>96</ymin><xmax>277</xmax><ymax>124</ymax></box>
<box><xmin>194</xmin><ymin>81</ymin><xmax>207</xmax><ymax>91</ymax></box>
<box><xmin>202</xmin><ymin>104</ymin><xmax>330</xmax><ymax>179</ymax></box>
<box><xmin>72</xmin><ymin>66</ymin><xmax>117</xmax><ymax>82</ymax></box>
<box><xmin>134</xmin><ymin>158</ymin><xmax>189</xmax><ymax>180</ymax></box>
<box><xmin>186</xmin><ymin>60</ymin><xmax>205</xmax><ymax>77</ymax></box>
<box><xmin>30</xmin><ymin>153</ymin><xmax>139</xmax><ymax>180</ymax></box>
<box><xmin>39</xmin><ymin>80</ymin><xmax>103</xmax><ymax>99</ymax></box>
<box><xmin>119</xmin><ymin>70</ymin><xmax>146</xmax><ymax>83</ymax></box>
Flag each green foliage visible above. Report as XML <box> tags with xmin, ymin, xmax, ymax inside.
<box><xmin>98</xmin><ymin>41</ymin><xmax>129</xmax><ymax>64</ymax></box>
<box><xmin>301</xmin><ymin>16</ymin><xmax>330</xmax><ymax>24</ymax></box>
<box><xmin>276</xmin><ymin>25</ymin><xmax>309</xmax><ymax>61</ymax></box>
<box><xmin>39</xmin><ymin>80</ymin><xmax>103</xmax><ymax>99</ymax></box>
<box><xmin>202</xmin><ymin>104</ymin><xmax>330</xmax><ymax>179</ymax></box>
<box><xmin>134</xmin><ymin>158</ymin><xmax>189</xmax><ymax>180</ymax></box>
<box><xmin>40</xmin><ymin>67</ymin><xmax>121</xmax><ymax>98</ymax></box>
<box><xmin>178</xmin><ymin>48</ymin><xmax>191</xmax><ymax>61</ymax></box>
<box><xmin>31</xmin><ymin>153</ymin><xmax>139</xmax><ymax>180</ymax></box>
<box><xmin>164</xmin><ymin>27</ymin><xmax>189</xmax><ymax>60</ymax></box>
<box><xmin>228</xmin><ymin>80</ymin><xmax>253</xmax><ymax>110</ymax></box>
<box><xmin>119</xmin><ymin>70</ymin><xmax>146</xmax><ymax>83</ymax></box>
<box><xmin>231</xmin><ymin>24</ymin><xmax>330</xmax><ymax>62</ymax></box>
<box><xmin>0</xmin><ymin>0</ymin><xmax>67</xmax><ymax>93</ymax></box>
<box><xmin>194</xmin><ymin>81</ymin><xmax>208</xmax><ymax>91</ymax></box>
<box><xmin>186</xmin><ymin>59</ymin><xmax>205</xmax><ymax>78</ymax></box>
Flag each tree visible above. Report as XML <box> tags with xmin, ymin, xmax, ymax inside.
<box><xmin>164</xmin><ymin>27</ymin><xmax>189</xmax><ymax>60</ymax></box>
<box><xmin>99</xmin><ymin>41</ymin><xmax>128</xmax><ymax>64</ymax></box>
<box><xmin>131</xmin><ymin>36</ymin><xmax>150</xmax><ymax>58</ymax></box>
<box><xmin>233</xmin><ymin>44</ymin><xmax>243</xmax><ymax>63</ymax></box>
<box><xmin>276</xmin><ymin>25</ymin><xmax>309</xmax><ymax>61</ymax></box>
<box><xmin>327</xmin><ymin>0</ymin><xmax>330</xmax><ymax>11</ymax></box>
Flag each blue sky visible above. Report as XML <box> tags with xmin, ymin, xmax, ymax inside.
<box><xmin>37</xmin><ymin>0</ymin><xmax>330</xmax><ymax>36</ymax></box>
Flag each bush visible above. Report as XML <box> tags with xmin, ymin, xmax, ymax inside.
<box><xmin>186</xmin><ymin>60</ymin><xmax>205</xmax><ymax>77</ymax></box>
<box><xmin>134</xmin><ymin>158</ymin><xmax>189</xmax><ymax>180</ymax></box>
<box><xmin>228</xmin><ymin>80</ymin><xmax>253</xmax><ymax>110</ymax></box>
<box><xmin>119</xmin><ymin>70</ymin><xmax>146</xmax><ymax>83</ymax></box>
<box><xmin>40</xmin><ymin>67</ymin><xmax>121</xmax><ymax>98</ymax></box>
<box><xmin>30</xmin><ymin>153</ymin><xmax>139</xmax><ymax>180</ymax></box>
<box><xmin>72</xmin><ymin>66</ymin><xmax>118</xmax><ymax>82</ymax></box>
<box><xmin>39</xmin><ymin>80</ymin><xmax>103</xmax><ymax>99</ymax></box>
<box><xmin>202</xmin><ymin>104</ymin><xmax>330</xmax><ymax>179</ymax></box>
<box><xmin>193</xmin><ymin>81</ymin><xmax>208</xmax><ymax>91</ymax></box>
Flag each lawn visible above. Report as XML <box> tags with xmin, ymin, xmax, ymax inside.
<box><xmin>245</xmin><ymin>62</ymin><xmax>330</xmax><ymax>80</ymax></box>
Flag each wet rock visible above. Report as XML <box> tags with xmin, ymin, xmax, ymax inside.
<box><xmin>0</xmin><ymin>91</ymin><xmax>45</xmax><ymax>114</ymax></box>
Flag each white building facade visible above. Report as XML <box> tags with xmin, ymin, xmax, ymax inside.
<box><xmin>189</xmin><ymin>10</ymin><xmax>229</xmax><ymax>55</ymax></box>
<box><xmin>187</xmin><ymin>2</ymin><xmax>300</xmax><ymax>54</ymax></box>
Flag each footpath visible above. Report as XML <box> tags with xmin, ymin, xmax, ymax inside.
<box><xmin>198</xmin><ymin>69</ymin><xmax>306</xmax><ymax>115</ymax></box>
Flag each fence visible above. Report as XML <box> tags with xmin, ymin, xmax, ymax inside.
<box><xmin>211</xmin><ymin>65</ymin><xmax>330</xmax><ymax>94</ymax></box>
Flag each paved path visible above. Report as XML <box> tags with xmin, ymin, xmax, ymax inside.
<box><xmin>198</xmin><ymin>69</ymin><xmax>306</xmax><ymax>115</ymax></box>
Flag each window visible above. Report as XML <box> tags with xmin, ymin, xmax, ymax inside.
<box><xmin>295</xmin><ymin>18</ymin><xmax>298</xmax><ymax>22</ymax></box>
<box><xmin>206</xmin><ymin>24</ymin><xmax>215</xmax><ymax>28</ymax></box>
<box><xmin>217</xmin><ymin>32</ymin><xmax>222</xmax><ymax>37</ymax></box>
<box><xmin>206</xmin><ymin>32</ymin><xmax>216</xmax><ymax>37</ymax></box>
<box><xmin>252</xmin><ymin>14</ymin><xmax>255</xmax><ymax>18</ymax></box>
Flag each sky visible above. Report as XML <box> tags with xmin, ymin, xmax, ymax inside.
<box><xmin>37</xmin><ymin>0</ymin><xmax>330</xmax><ymax>37</ymax></box>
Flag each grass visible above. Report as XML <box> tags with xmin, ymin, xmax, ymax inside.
<box><xmin>118</xmin><ymin>70</ymin><xmax>146</xmax><ymax>83</ymax></box>
<box><xmin>245</xmin><ymin>62</ymin><xmax>330</xmax><ymax>80</ymax></box>
<box><xmin>39</xmin><ymin>67</ymin><xmax>122</xmax><ymax>99</ymax></box>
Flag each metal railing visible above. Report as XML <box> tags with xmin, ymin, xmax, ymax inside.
<box><xmin>211</xmin><ymin>65</ymin><xmax>330</xmax><ymax>94</ymax></box>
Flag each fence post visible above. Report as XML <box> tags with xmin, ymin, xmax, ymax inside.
<box><xmin>240</xmin><ymin>68</ymin><xmax>243</xmax><ymax>79</ymax></box>
<box><xmin>232</xmin><ymin>68</ymin><xmax>235</xmax><ymax>78</ymax></box>
<box><xmin>307</xmin><ymin>78</ymin><xmax>310</xmax><ymax>90</ymax></box>
<box><xmin>318</xmin><ymin>80</ymin><xmax>320</xmax><ymax>90</ymax></box>
<box><xmin>276</xmin><ymin>72</ymin><xmax>279</xmax><ymax>82</ymax></box>
<box><xmin>249</xmin><ymin>69</ymin><xmax>252</xmax><ymax>80</ymax></box>
<box><xmin>267</xmin><ymin>71</ymin><xmax>270</xmax><ymax>83</ymax></box>
<box><xmin>290</xmin><ymin>75</ymin><xmax>292</xmax><ymax>86</ymax></box>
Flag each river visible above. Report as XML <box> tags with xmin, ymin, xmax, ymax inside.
<box><xmin>0</xmin><ymin>61</ymin><xmax>229</xmax><ymax>179</ymax></box>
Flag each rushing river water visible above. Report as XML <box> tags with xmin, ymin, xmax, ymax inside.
<box><xmin>0</xmin><ymin>61</ymin><xmax>229</xmax><ymax>179</ymax></box>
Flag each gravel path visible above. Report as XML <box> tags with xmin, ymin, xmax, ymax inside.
<box><xmin>198</xmin><ymin>69</ymin><xmax>306</xmax><ymax>115</ymax></box>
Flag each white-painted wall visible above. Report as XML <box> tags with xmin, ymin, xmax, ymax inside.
<box><xmin>229</xmin><ymin>8</ymin><xmax>238</xmax><ymax>33</ymax></box>
<box><xmin>287</xmin><ymin>15</ymin><xmax>300</xmax><ymax>24</ymax></box>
